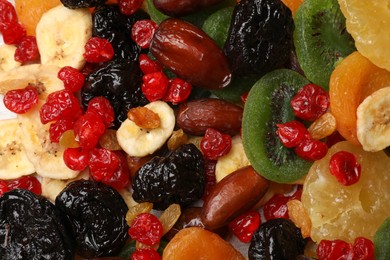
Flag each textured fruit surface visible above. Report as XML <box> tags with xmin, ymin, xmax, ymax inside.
<box><xmin>338</xmin><ymin>0</ymin><xmax>390</xmax><ymax>72</ymax></box>
<box><xmin>302</xmin><ymin>141</ymin><xmax>390</xmax><ymax>243</ymax></box>
<box><xmin>374</xmin><ymin>217</ymin><xmax>390</xmax><ymax>260</ymax></box>
<box><xmin>15</xmin><ymin>0</ymin><xmax>61</xmax><ymax>36</ymax></box>
<box><xmin>329</xmin><ymin>51</ymin><xmax>390</xmax><ymax>146</ymax></box>
<box><xmin>162</xmin><ymin>227</ymin><xmax>245</xmax><ymax>260</ymax></box>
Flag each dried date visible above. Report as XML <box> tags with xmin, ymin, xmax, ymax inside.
<box><xmin>153</xmin><ymin>0</ymin><xmax>226</xmax><ymax>16</ymax></box>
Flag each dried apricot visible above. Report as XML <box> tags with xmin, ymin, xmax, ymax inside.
<box><xmin>282</xmin><ymin>0</ymin><xmax>303</xmax><ymax>15</ymax></box>
<box><xmin>329</xmin><ymin>51</ymin><xmax>390</xmax><ymax>145</ymax></box>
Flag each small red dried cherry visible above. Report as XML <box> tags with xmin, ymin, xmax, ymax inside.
<box><xmin>0</xmin><ymin>0</ymin><xmax>18</xmax><ymax>31</ymax></box>
<box><xmin>276</xmin><ymin>120</ymin><xmax>309</xmax><ymax>148</ymax></box>
<box><xmin>131</xmin><ymin>19</ymin><xmax>158</xmax><ymax>49</ymax></box>
<box><xmin>7</xmin><ymin>176</ymin><xmax>42</xmax><ymax>195</ymax></box>
<box><xmin>118</xmin><ymin>0</ymin><xmax>144</xmax><ymax>16</ymax></box>
<box><xmin>0</xmin><ymin>180</ymin><xmax>9</xmax><ymax>196</ymax></box>
<box><xmin>142</xmin><ymin>72</ymin><xmax>169</xmax><ymax>102</ymax></box>
<box><xmin>295</xmin><ymin>138</ymin><xmax>328</xmax><ymax>161</ymax></box>
<box><xmin>131</xmin><ymin>248</ymin><xmax>162</xmax><ymax>260</ymax></box>
<box><xmin>49</xmin><ymin>118</ymin><xmax>75</xmax><ymax>143</ymax></box>
<box><xmin>329</xmin><ymin>151</ymin><xmax>361</xmax><ymax>186</ymax></box>
<box><xmin>58</xmin><ymin>66</ymin><xmax>85</xmax><ymax>92</ymax></box>
<box><xmin>128</xmin><ymin>213</ymin><xmax>163</xmax><ymax>246</ymax></box>
<box><xmin>352</xmin><ymin>237</ymin><xmax>374</xmax><ymax>260</ymax></box>
<box><xmin>317</xmin><ymin>239</ymin><xmax>353</xmax><ymax>260</ymax></box>
<box><xmin>89</xmin><ymin>148</ymin><xmax>121</xmax><ymax>182</ymax></box>
<box><xmin>200</xmin><ymin>128</ymin><xmax>232</xmax><ymax>160</ymax></box>
<box><xmin>228</xmin><ymin>211</ymin><xmax>261</xmax><ymax>243</ymax></box>
<box><xmin>163</xmin><ymin>78</ymin><xmax>192</xmax><ymax>104</ymax></box>
<box><xmin>14</xmin><ymin>36</ymin><xmax>40</xmax><ymax>63</ymax></box>
<box><xmin>83</xmin><ymin>37</ymin><xmax>114</xmax><ymax>63</ymax></box>
<box><xmin>139</xmin><ymin>54</ymin><xmax>163</xmax><ymax>74</ymax></box>
<box><xmin>73</xmin><ymin>112</ymin><xmax>106</xmax><ymax>149</ymax></box>
<box><xmin>98</xmin><ymin>151</ymin><xmax>130</xmax><ymax>190</ymax></box>
<box><xmin>3</xmin><ymin>86</ymin><xmax>38</xmax><ymax>114</ymax></box>
<box><xmin>1</xmin><ymin>22</ymin><xmax>26</xmax><ymax>45</ymax></box>
<box><xmin>63</xmin><ymin>147</ymin><xmax>90</xmax><ymax>171</ymax></box>
<box><xmin>86</xmin><ymin>96</ymin><xmax>114</xmax><ymax>126</ymax></box>
<box><xmin>263</xmin><ymin>193</ymin><xmax>291</xmax><ymax>220</ymax></box>
<box><xmin>202</xmin><ymin>159</ymin><xmax>217</xmax><ymax>200</ymax></box>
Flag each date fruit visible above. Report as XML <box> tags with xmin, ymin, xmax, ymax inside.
<box><xmin>153</xmin><ymin>0</ymin><xmax>226</xmax><ymax>16</ymax></box>
<box><xmin>201</xmin><ymin>166</ymin><xmax>269</xmax><ymax>230</ymax></box>
<box><xmin>177</xmin><ymin>98</ymin><xmax>243</xmax><ymax>136</ymax></box>
<box><xmin>150</xmin><ymin>18</ymin><xmax>232</xmax><ymax>90</ymax></box>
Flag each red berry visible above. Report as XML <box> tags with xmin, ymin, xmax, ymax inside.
<box><xmin>98</xmin><ymin>151</ymin><xmax>130</xmax><ymax>190</ymax></box>
<box><xmin>326</xmin><ymin>131</ymin><xmax>346</xmax><ymax>148</ymax></box>
<box><xmin>352</xmin><ymin>237</ymin><xmax>374</xmax><ymax>260</ymax></box>
<box><xmin>142</xmin><ymin>72</ymin><xmax>169</xmax><ymax>102</ymax></box>
<box><xmin>73</xmin><ymin>112</ymin><xmax>106</xmax><ymax>149</ymax></box>
<box><xmin>131</xmin><ymin>19</ymin><xmax>158</xmax><ymax>49</ymax></box>
<box><xmin>63</xmin><ymin>147</ymin><xmax>90</xmax><ymax>171</ymax></box>
<box><xmin>290</xmin><ymin>83</ymin><xmax>330</xmax><ymax>121</ymax></box>
<box><xmin>39</xmin><ymin>90</ymin><xmax>82</xmax><ymax>124</ymax></box>
<box><xmin>128</xmin><ymin>213</ymin><xmax>163</xmax><ymax>246</ymax></box>
<box><xmin>0</xmin><ymin>0</ymin><xmax>18</xmax><ymax>31</ymax></box>
<box><xmin>8</xmin><ymin>176</ymin><xmax>42</xmax><ymax>195</ymax></box>
<box><xmin>202</xmin><ymin>159</ymin><xmax>217</xmax><ymax>200</ymax></box>
<box><xmin>276</xmin><ymin>120</ymin><xmax>309</xmax><ymax>148</ymax></box>
<box><xmin>228</xmin><ymin>211</ymin><xmax>261</xmax><ymax>243</ymax></box>
<box><xmin>317</xmin><ymin>239</ymin><xmax>353</xmax><ymax>260</ymax></box>
<box><xmin>263</xmin><ymin>193</ymin><xmax>291</xmax><ymax>220</ymax></box>
<box><xmin>2</xmin><ymin>22</ymin><xmax>26</xmax><ymax>45</ymax></box>
<box><xmin>86</xmin><ymin>96</ymin><xmax>114</xmax><ymax>126</ymax></box>
<box><xmin>295</xmin><ymin>138</ymin><xmax>328</xmax><ymax>161</ymax></box>
<box><xmin>89</xmin><ymin>148</ymin><xmax>121</xmax><ymax>182</ymax></box>
<box><xmin>118</xmin><ymin>0</ymin><xmax>144</xmax><ymax>16</ymax></box>
<box><xmin>3</xmin><ymin>86</ymin><xmax>38</xmax><ymax>114</ymax></box>
<box><xmin>58</xmin><ymin>66</ymin><xmax>85</xmax><ymax>92</ymax></box>
<box><xmin>200</xmin><ymin>128</ymin><xmax>232</xmax><ymax>160</ymax></box>
<box><xmin>49</xmin><ymin>118</ymin><xmax>75</xmax><ymax>143</ymax></box>
<box><xmin>329</xmin><ymin>151</ymin><xmax>361</xmax><ymax>186</ymax></box>
<box><xmin>139</xmin><ymin>54</ymin><xmax>163</xmax><ymax>74</ymax></box>
<box><xmin>131</xmin><ymin>248</ymin><xmax>162</xmax><ymax>260</ymax></box>
<box><xmin>83</xmin><ymin>37</ymin><xmax>114</xmax><ymax>63</ymax></box>
<box><xmin>0</xmin><ymin>180</ymin><xmax>9</xmax><ymax>196</ymax></box>
<box><xmin>14</xmin><ymin>36</ymin><xmax>40</xmax><ymax>63</ymax></box>
<box><xmin>240</xmin><ymin>91</ymin><xmax>249</xmax><ymax>103</ymax></box>
<box><xmin>163</xmin><ymin>78</ymin><xmax>192</xmax><ymax>104</ymax></box>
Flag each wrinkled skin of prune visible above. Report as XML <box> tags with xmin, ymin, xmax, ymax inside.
<box><xmin>0</xmin><ymin>189</ymin><xmax>74</xmax><ymax>260</ymax></box>
<box><xmin>248</xmin><ymin>218</ymin><xmax>306</xmax><ymax>260</ymax></box>
<box><xmin>55</xmin><ymin>180</ymin><xmax>129</xmax><ymax>258</ymax></box>
<box><xmin>93</xmin><ymin>5</ymin><xmax>149</xmax><ymax>61</ymax></box>
<box><xmin>132</xmin><ymin>144</ymin><xmax>205</xmax><ymax>210</ymax></box>
<box><xmin>224</xmin><ymin>0</ymin><xmax>294</xmax><ymax>76</ymax></box>
<box><xmin>61</xmin><ymin>0</ymin><xmax>107</xmax><ymax>9</ymax></box>
<box><xmin>81</xmin><ymin>60</ymin><xmax>148</xmax><ymax>128</ymax></box>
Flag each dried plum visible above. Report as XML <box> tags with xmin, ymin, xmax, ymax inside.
<box><xmin>55</xmin><ymin>180</ymin><xmax>129</xmax><ymax>258</ymax></box>
<box><xmin>61</xmin><ymin>0</ymin><xmax>107</xmax><ymax>9</ymax></box>
<box><xmin>132</xmin><ymin>144</ymin><xmax>205</xmax><ymax>210</ymax></box>
<box><xmin>0</xmin><ymin>189</ymin><xmax>74</xmax><ymax>260</ymax></box>
<box><xmin>81</xmin><ymin>60</ymin><xmax>149</xmax><ymax>128</ymax></box>
<box><xmin>248</xmin><ymin>218</ymin><xmax>306</xmax><ymax>260</ymax></box>
<box><xmin>224</xmin><ymin>0</ymin><xmax>294</xmax><ymax>76</ymax></box>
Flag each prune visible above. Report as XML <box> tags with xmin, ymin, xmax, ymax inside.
<box><xmin>132</xmin><ymin>144</ymin><xmax>205</xmax><ymax>210</ymax></box>
<box><xmin>81</xmin><ymin>60</ymin><xmax>148</xmax><ymax>128</ymax></box>
<box><xmin>248</xmin><ymin>218</ymin><xmax>306</xmax><ymax>260</ymax></box>
<box><xmin>55</xmin><ymin>180</ymin><xmax>129</xmax><ymax>258</ymax></box>
<box><xmin>0</xmin><ymin>189</ymin><xmax>74</xmax><ymax>260</ymax></box>
<box><xmin>224</xmin><ymin>0</ymin><xmax>294</xmax><ymax>76</ymax></box>
<box><xmin>93</xmin><ymin>5</ymin><xmax>149</xmax><ymax>61</ymax></box>
<box><xmin>61</xmin><ymin>0</ymin><xmax>107</xmax><ymax>9</ymax></box>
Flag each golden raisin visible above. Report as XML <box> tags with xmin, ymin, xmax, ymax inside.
<box><xmin>287</xmin><ymin>199</ymin><xmax>311</xmax><ymax>238</ymax></box>
<box><xmin>126</xmin><ymin>202</ymin><xmax>153</xmax><ymax>226</ymax></box>
<box><xmin>308</xmin><ymin>112</ymin><xmax>337</xmax><ymax>140</ymax></box>
<box><xmin>99</xmin><ymin>129</ymin><xmax>122</xmax><ymax>150</ymax></box>
<box><xmin>159</xmin><ymin>204</ymin><xmax>181</xmax><ymax>235</ymax></box>
<box><xmin>128</xmin><ymin>107</ymin><xmax>161</xmax><ymax>129</ymax></box>
<box><xmin>167</xmin><ymin>129</ymin><xmax>188</xmax><ymax>151</ymax></box>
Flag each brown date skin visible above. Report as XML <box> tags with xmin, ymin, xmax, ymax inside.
<box><xmin>153</xmin><ymin>0</ymin><xmax>226</xmax><ymax>16</ymax></box>
<box><xmin>201</xmin><ymin>166</ymin><xmax>269</xmax><ymax>230</ymax></box>
<box><xmin>177</xmin><ymin>98</ymin><xmax>243</xmax><ymax>136</ymax></box>
<box><xmin>150</xmin><ymin>18</ymin><xmax>232</xmax><ymax>90</ymax></box>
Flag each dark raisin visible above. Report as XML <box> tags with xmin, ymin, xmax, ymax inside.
<box><xmin>81</xmin><ymin>60</ymin><xmax>148</xmax><ymax>128</ymax></box>
<box><xmin>0</xmin><ymin>189</ymin><xmax>74</xmax><ymax>260</ymax></box>
<box><xmin>132</xmin><ymin>144</ymin><xmax>205</xmax><ymax>210</ymax></box>
<box><xmin>61</xmin><ymin>0</ymin><xmax>108</xmax><ymax>9</ymax></box>
<box><xmin>55</xmin><ymin>180</ymin><xmax>129</xmax><ymax>258</ymax></box>
<box><xmin>224</xmin><ymin>0</ymin><xmax>294</xmax><ymax>76</ymax></box>
<box><xmin>93</xmin><ymin>5</ymin><xmax>149</xmax><ymax>61</ymax></box>
<box><xmin>248</xmin><ymin>218</ymin><xmax>306</xmax><ymax>260</ymax></box>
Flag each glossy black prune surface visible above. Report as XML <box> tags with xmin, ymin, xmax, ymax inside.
<box><xmin>55</xmin><ymin>180</ymin><xmax>129</xmax><ymax>258</ymax></box>
<box><xmin>132</xmin><ymin>144</ymin><xmax>205</xmax><ymax>210</ymax></box>
<box><xmin>61</xmin><ymin>0</ymin><xmax>107</xmax><ymax>9</ymax></box>
<box><xmin>0</xmin><ymin>189</ymin><xmax>74</xmax><ymax>260</ymax></box>
<box><xmin>81</xmin><ymin>60</ymin><xmax>149</xmax><ymax>128</ymax></box>
<box><xmin>224</xmin><ymin>0</ymin><xmax>294</xmax><ymax>76</ymax></box>
<box><xmin>248</xmin><ymin>218</ymin><xmax>306</xmax><ymax>260</ymax></box>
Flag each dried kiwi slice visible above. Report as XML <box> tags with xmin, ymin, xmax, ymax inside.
<box><xmin>242</xmin><ymin>69</ymin><xmax>311</xmax><ymax>183</ymax></box>
<box><xmin>374</xmin><ymin>217</ymin><xmax>390</xmax><ymax>260</ymax></box>
<box><xmin>294</xmin><ymin>0</ymin><xmax>355</xmax><ymax>90</ymax></box>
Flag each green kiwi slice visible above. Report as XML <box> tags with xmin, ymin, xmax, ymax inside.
<box><xmin>294</xmin><ymin>0</ymin><xmax>355</xmax><ymax>90</ymax></box>
<box><xmin>242</xmin><ymin>69</ymin><xmax>311</xmax><ymax>183</ymax></box>
<box><xmin>374</xmin><ymin>217</ymin><xmax>390</xmax><ymax>259</ymax></box>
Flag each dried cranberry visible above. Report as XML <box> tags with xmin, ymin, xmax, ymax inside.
<box><xmin>200</xmin><ymin>128</ymin><xmax>232</xmax><ymax>160</ymax></box>
<box><xmin>118</xmin><ymin>0</ymin><xmax>144</xmax><ymax>16</ymax></box>
<box><xmin>49</xmin><ymin>118</ymin><xmax>75</xmax><ymax>143</ymax></box>
<box><xmin>7</xmin><ymin>176</ymin><xmax>42</xmax><ymax>195</ymax></box>
<box><xmin>73</xmin><ymin>112</ymin><xmax>106</xmax><ymax>149</ymax></box>
<box><xmin>276</xmin><ymin>120</ymin><xmax>309</xmax><ymax>148</ymax></box>
<box><xmin>131</xmin><ymin>19</ymin><xmax>158</xmax><ymax>49</ymax></box>
<box><xmin>58</xmin><ymin>66</ymin><xmax>85</xmax><ymax>93</ymax></box>
<box><xmin>326</xmin><ymin>131</ymin><xmax>346</xmax><ymax>148</ymax></box>
<box><xmin>329</xmin><ymin>151</ymin><xmax>361</xmax><ymax>186</ymax></box>
<box><xmin>352</xmin><ymin>237</ymin><xmax>374</xmax><ymax>260</ymax></box>
<box><xmin>3</xmin><ymin>86</ymin><xmax>38</xmax><ymax>114</ymax></box>
<box><xmin>14</xmin><ymin>36</ymin><xmax>39</xmax><ymax>63</ymax></box>
<box><xmin>1</xmin><ymin>22</ymin><xmax>26</xmax><ymax>45</ymax></box>
<box><xmin>39</xmin><ymin>90</ymin><xmax>82</xmax><ymax>124</ymax></box>
<box><xmin>202</xmin><ymin>159</ymin><xmax>217</xmax><ymax>200</ymax></box>
<box><xmin>86</xmin><ymin>96</ymin><xmax>115</xmax><ymax>126</ymax></box>
<box><xmin>128</xmin><ymin>213</ymin><xmax>163</xmax><ymax>246</ymax></box>
<box><xmin>241</xmin><ymin>91</ymin><xmax>249</xmax><ymax>103</ymax></box>
<box><xmin>89</xmin><ymin>148</ymin><xmax>121</xmax><ymax>182</ymax></box>
<box><xmin>290</xmin><ymin>83</ymin><xmax>330</xmax><ymax>121</ymax></box>
<box><xmin>295</xmin><ymin>138</ymin><xmax>328</xmax><ymax>161</ymax></box>
<box><xmin>142</xmin><ymin>72</ymin><xmax>169</xmax><ymax>102</ymax></box>
<box><xmin>0</xmin><ymin>0</ymin><xmax>18</xmax><ymax>31</ymax></box>
<box><xmin>163</xmin><ymin>78</ymin><xmax>192</xmax><ymax>104</ymax></box>
<box><xmin>131</xmin><ymin>248</ymin><xmax>162</xmax><ymax>260</ymax></box>
<box><xmin>139</xmin><ymin>54</ymin><xmax>163</xmax><ymax>74</ymax></box>
<box><xmin>0</xmin><ymin>180</ymin><xmax>8</xmax><ymax>196</ymax></box>
<box><xmin>98</xmin><ymin>151</ymin><xmax>130</xmax><ymax>190</ymax></box>
<box><xmin>317</xmin><ymin>239</ymin><xmax>353</xmax><ymax>260</ymax></box>
<box><xmin>63</xmin><ymin>147</ymin><xmax>90</xmax><ymax>171</ymax></box>
<box><xmin>83</xmin><ymin>37</ymin><xmax>114</xmax><ymax>63</ymax></box>
<box><xmin>228</xmin><ymin>211</ymin><xmax>261</xmax><ymax>243</ymax></box>
<box><xmin>263</xmin><ymin>193</ymin><xmax>291</xmax><ymax>220</ymax></box>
